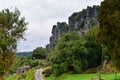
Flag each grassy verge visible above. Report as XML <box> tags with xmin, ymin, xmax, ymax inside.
<box><xmin>43</xmin><ymin>66</ymin><xmax>51</xmax><ymax>71</ymax></box>
<box><xmin>45</xmin><ymin>73</ymin><xmax>120</xmax><ymax>80</ymax></box>
<box><xmin>7</xmin><ymin>68</ymin><xmax>35</xmax><ymax>80</ymax></box>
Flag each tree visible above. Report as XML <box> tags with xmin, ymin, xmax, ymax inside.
<box><xmin>0</xmin><ymin>8</ymin><xmax>27</xmax><ymax>80</ymax></box>
<box><xmin>85</xmin><ymin>26</ymin><xmax>102</xmax><ymax>68</ymax></box>
<box><xmin>50</xmin><ymin>32</ymin><xmax>88</xmax><ymax>75</ymax></box>
<box><xmin>98</xmin><ymin>0</ymin><xmax>120</xmax><ymax>70</ymax></box>
<box><xmin>32</xmin><ymin>47</ymin><xmax>48</xmax><ymax>59</ymax></box>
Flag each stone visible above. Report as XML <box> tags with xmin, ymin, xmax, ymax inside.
<box><xmin>49</xmin><ymin>5</ymin><xmax>99</xmax><ymax>50</ymax></box>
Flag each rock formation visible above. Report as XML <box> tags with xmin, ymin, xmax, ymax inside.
<box><xmin>49</xmin><ymin>5</ymin><xmax>99</xmax><ymax>50</ymax></box>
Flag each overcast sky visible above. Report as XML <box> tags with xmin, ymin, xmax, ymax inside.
<box><xmin>0</xmin><ymin>0</ymin><xmax>103</xmax><ymax>52</ymax></box>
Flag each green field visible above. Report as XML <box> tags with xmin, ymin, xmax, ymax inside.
<box><xmin>46</xmin><ymin>73</ymin><xmax>120</xmax><ymax>80</ymax></box>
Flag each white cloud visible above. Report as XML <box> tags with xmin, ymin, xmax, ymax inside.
<box><xmin>0</xmin><ymin>0</ymin><xmax>103</xmax><ymax>52</ymax></box>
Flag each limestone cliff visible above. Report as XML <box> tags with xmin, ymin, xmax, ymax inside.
<box><xmin>49</xmin><ymin>22</ymin><xmax>69</xmax><ymax>49</ymax></box>
<box><xmin>69</xmin><ymin>5</ymin><xmax>99</xmax><ymax>34</ymax></box>
<box><xmin>49</xmin><ymin>5</ymin><xmax>99</xmax><ymax>50</ymax></box>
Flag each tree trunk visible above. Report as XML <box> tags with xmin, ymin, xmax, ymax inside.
<box><xmin>0</xmin><ymin>75</ymin><xmax>5</xmax><ymax>80</ymax></box>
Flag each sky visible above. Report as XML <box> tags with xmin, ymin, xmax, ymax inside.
<box><xmin>0</xmin><ymin>0</ymin><xmax>103</xmax><ymax>52</ymax></box>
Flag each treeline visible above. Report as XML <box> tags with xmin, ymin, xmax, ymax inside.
<box><xmin>16</xmin><ymin>52</ymin><xmax>33</xmax><ymax>56</ymax></box>
<box><xmin>16</xmin><ymin>47</ymin><xmax>49</xmax><ymax>58</ymax></box>
<box><xmin>9</xmin><ymin>47</ymin><xmax>50</xmax><ymax>74</ymax></box>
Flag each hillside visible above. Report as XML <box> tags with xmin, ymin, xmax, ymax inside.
<box><xmin>16</xmin><ymin>52</ymin><xmax>33</xmax><ymax>57</ymax></box>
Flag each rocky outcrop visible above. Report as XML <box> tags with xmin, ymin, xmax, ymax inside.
<box><xmin>49</xmin><ymin>5</ymin><xmax>99</xmax><ymax>50</ymax></box>
<box><xmin>69</xmin><ymin>5</ymin><xmax>99</xmax><ymax>34</ymax></box>
<box><xmin>49</xmin><ymin>22</ymin><xmax>69</xmax><ymax>49</ymax></box>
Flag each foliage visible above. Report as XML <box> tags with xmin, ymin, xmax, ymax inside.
<box><xmin>43</xmin><ymin>66</ymin><xmax>52</xmax><ymax>77</ymax></box>
<box><xmin>85</xmin><ymin>26</ymin><xmax>102</xmax><ymax>68</ymax></box>
<box><xmin>9</xmin><ymin>56</ymin><xmax>42</xmax><ymax>74</ymax></box>
<box><xmin>16</xmin><ymin>52</ymin><xmax>33</xmax><ymax>57</ymax></box>
<box><xmin>7</xmin><ymin>68</ymin><xmax>35</xmax><ymax>80</ymax></box>
<box><xmin>32</xmin><ymin>47</ymin><xmax>48</xmax><ymax>59</ymax></box>
<box><xmin>50</xmin><ymin>31</ymin><xmax>88</xmax><ymax>75</ymax></box>
<box><xmin>0</xmin><ymin>8</ymin><xmax>27</xmax><ymax>80</ymax></box>
<box><xmin>101</xmin><ymin>45</ymin><xmax>111</xmax><ymax>61</ymax></box>
<box><xmin>98</xmin><ymin>0</ymin><xmax>120</xmax><ymax>70</ymax></box>
<box><xmin>49</xmin><ymin>26</ymin><xmax>104</xmax><ymax>76</ymax></box>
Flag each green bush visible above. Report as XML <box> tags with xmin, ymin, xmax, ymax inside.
<box><xmin>52</xmin><ymin>63</ymin><xmax>68</xmax><ymax>76</ymax></box>
<box><xmin>50</xmin><ymin>31</ymin><xmax>88</xmax><ymax>75</ymax></box>
<box><xmin>49</xmin><ymin>26</ymin><xmax>103</xmax><ymax>75</ymax></box>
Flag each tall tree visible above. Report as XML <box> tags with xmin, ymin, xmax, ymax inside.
<box><xmin>85</xmin><ymin>26</ymin><xmax>102</xmax><ymax>68</ymax></box>
<box><xmin>50</xmin><ymin>32</ymin><xmax>88</xmax><ymax>75</ymax></box>
<box><xmin>32</xmin><ymin>47</ymin><xmax>48</xmax><ymax>59</ymax></box>
<box><xmin>0</xmin><ymin>8</ymin><xmax>27</xmax><ymax>80</ymax></box>
<box><xmin>98</xmin><ymin>0</ymin><xmax>120</xmax><ymax>70</ymax></box>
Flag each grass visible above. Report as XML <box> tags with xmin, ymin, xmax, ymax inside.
<box><xmin>45</xmin><ymin>73</ymin><xmax>120</xmax><ymax>80</ymax></box>
<box><xmin>43</xmin><ymin>66</ymin><xmax>51</xmax><ymax>71</ymax></box>
<box><xmin>7</xmin><ymin>66</ymin><xmax>120</xmax><ymax>80</ymax></box>
<box><xmin>6</xmin><ymin>68</ymin><xmax>35</xmax><ymax>80</ymax></box>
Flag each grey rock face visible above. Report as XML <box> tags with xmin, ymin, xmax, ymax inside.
<box><xmin>49</xmin><ymin>22</ymin><xmax>69</xmax><ymax>50</ymax></box>
<box><xmin>69</xmin><ymin>5</ymin><xmax>99</xmax><ymax>34</ymax></box>
<box><xmin>49</xmin><ymin>5</ymin><xmax>99</xmax><ymax>50</ymax></box>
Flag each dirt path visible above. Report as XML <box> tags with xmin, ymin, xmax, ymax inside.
<box><xmin>35</xmin><ymin>69</ymin><xmax>44</xmax><ymax>80</ymax></box>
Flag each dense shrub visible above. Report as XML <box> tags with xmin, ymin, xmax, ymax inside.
<box><xmin>49</xmin><ymin>26</ymin><xmax>104</xmax><ymax>75</ymax></box>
